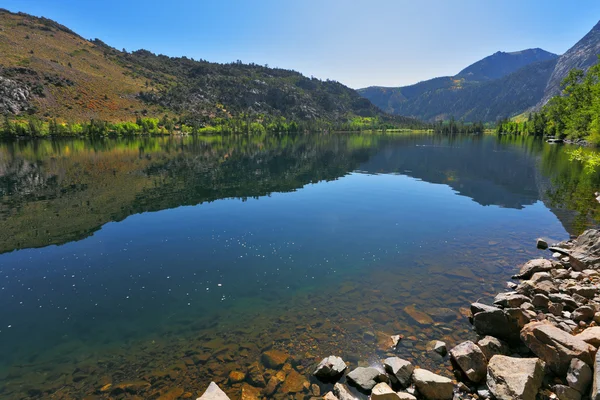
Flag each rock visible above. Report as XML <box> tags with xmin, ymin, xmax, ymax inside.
<box><xmin>333</xmin><ymin>383</ymin><xmax>358</xmax><ymax>400</ymax></box>
<box><xmin>313</xmin><ymin>356</ymin><xmax>347</xmax><ymax>380</ymax></box>
<box><xmin>261</xmin><ymin>350</ymin><xmax>289</xmax><ymax>369</ymax></box>
<box><xmin>513</xmin><ymin>259</ymin><xmax>553</xmax><ymax>279</ymax></box>
<box><xmin>396</xmin><ymin>393</ymin><xmax>417</xmax><ymax>400</ymax></box>
<box><xmin>477</xmin><ymin>336</ymin><xmax>509</xmax><ymax>360</ymax></box>
<box><xmin>371</xmin><ymin>382</ymin><xmax>401</xmax><ymax>400</ymax></box>
<box><xmin>158</xmin><ymin>388</ymin><xmax>185</xmax><ymax>400</ymax></box>
<box><xmin>412</xmin><ymin>368</ymin><xmax>454</xmax><ymax>400</ymax></box>
<box><xmin>323</xmin><ymin>392</ymin><xmax>338</xmax><ymax>400</ymax></box>
<box><xmin>532</xmin><ymin>294</ymin><xmax>550</xmax><ymax>308</ymax></box>
<box><xmin>239</xmin><ymin>384</ymin><xmax>261</xmax><ymax>400</ymax></box>
<box><xmin>449</xmin><ymin>341</ymin><xmax>488</xmax><ymax>383</ymax></box>
<box><xmin>592</xmin><ymin>350</ymin><xmax>600</xmax><ymax>400</ymax></box>
<box><xmin>494</xmin><ymin>292</ymin><xmax>531</xmax><ymax>308</ymax></box>
<box><xmin>520</xmin><ymin>321</ymin><xmax>596</xmax><ymax>375</ymax></box>
<box><xmin>549</xmin><ymin>302</ymin><xmax>564</xmax><ymax>316</ymax></box>
<box><xmin>566</xmin><ymin>229</ymin><xmax>600</xmax><ymax>268</ymax></box>
<box><xmin>552</xmin><ymin>384</ymin><xmax>581</xmax><ymax>400</ymax></box>
<box><xmin>346</xmin><ymin>367</ymin><xmax>382</xmax><ymax>392</ymax></box>
<box><xmin>426</xmin><ymin>340</ymin><xmax>447</xmax><ymax>357</ymax></box>
<box><xmin>549</xmin><ymin>293</ymin><xmax>579</xmax><ymax>311</ymax></box>
<box><xmin>197</xmin><ymin>382</ymin><xmax>230</xmax><ymax>400</ymax></box>
<box><xmin>537</xmin><ymin>238</ymin><xmax>549</xmax><ymax>250</ymax></box>
<box><xmin>247</xmin><ymin>362</ymin><xmax>266</xmax><ymax>388</ymax></box>
<box><xmin>472</xmin><ymin>305</ymin><xmax>521</xmax><ymax>343</ymax></box>
<box><xmin>572</xmin><ymin>306</ymin><xmax>595</xmax><ymax>322</ymax></box>
<box><xmin>310</xmin><ymin>383</ymin><xmax>320</xmax><ymax>397</ymax></box>
<box><xmin>404</xmin><ymin>305</ymin><xmax>434</xmax><ymax>325</ymax></box>
<box><xmin>486</xmin><ymin>355</ymin><xmax>544</xmax><ymax>400</ymax></box>
<box><xmin>566</xmin><ymin>358</ymin><xmax>592</xmax><ymax>394</ymax></box>
<box><xmin>576</xmin><ymin>326</ymin><xmax>600</xmax><ymax>347</ymax></box>
<box><xmin>280</xmin><ymin>369</ymin><xmax>308</xmax><ymax>394</ymax></box>
<box><xmin>384</xmin><ymin>357</ymin><xmax>414</xmax><ymax>388</ymax></box>
<box><xmin>228</xmin><ymin>371</ymin><xmax>246</xmax><ymax>384</ymax></box>
<box><xmin>572</xmin><ymin>286</ymin><xmax>596</xmax><ymax>299</ymax></box>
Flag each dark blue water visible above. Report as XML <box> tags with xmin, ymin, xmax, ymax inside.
<box><xmin>0</xmin><ymin>132</ymin><xmax>598</xmax><ymax>399</ymax></box>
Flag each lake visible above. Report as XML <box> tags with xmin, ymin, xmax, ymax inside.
<box><xmin>0</xmin><ymin>132</ymin><xmax>598</xmax><ymax>399</ymax></box>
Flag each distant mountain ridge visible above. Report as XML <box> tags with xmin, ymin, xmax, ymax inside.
<box><xmin>0</xmin><ymin>9</ymin><xmax>419</xmax><ymax>127</ymax></box>
<box><xmin>359</xmin><ymin>21</ymin><xmax>600</xmax><ymax>122</ymax></box>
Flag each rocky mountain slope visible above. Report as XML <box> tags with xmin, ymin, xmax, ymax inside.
<box><xmin>360</xmin><ymin>20</ymin><xmax>600</xmax><ymax>122</ymax></box>
<box><xmin>538</xmin><ymin>20</ymin><xmax>600</xmax><ymax>107</ymax></box>
<box><xmin>0</xmin><ymin>9</ymin><xmax>416</xmax><ymax>126</ymax></box>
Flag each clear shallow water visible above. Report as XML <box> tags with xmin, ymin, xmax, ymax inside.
<box><xmin>0</xmin><ymin>132</ymin><xmax>599</xmax><ymax>399</ymax></box>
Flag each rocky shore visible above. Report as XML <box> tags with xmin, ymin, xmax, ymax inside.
<box><xmin>197</xmin><ymin>230</ymin><xmax>600</xmax><ymax>400</ymax></box>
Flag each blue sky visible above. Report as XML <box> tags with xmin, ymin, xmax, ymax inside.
<box><xmin>3</xmin><ymin>1</ymin><xmax>600</xmax><ymax>88</ymax></box>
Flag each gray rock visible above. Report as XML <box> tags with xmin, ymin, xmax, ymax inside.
<box><xmin>449</xmin><ymin>341</ymin><xmax>488</xmax><ymax>383</ymax></box>
<box><xmin>552</xmin><ymin>384</ymin><xmax>581</xmax><ymax>400</ymax></box>
<box><xmin>592</xmin><ymin>350</ymin><xmax>600</xmax><ymax>400</ymax></box>
<box><xmin>412</xmin><ymin>368</ymin><xmax>454</xmax><ymax>400</ymax></box>
<box><xmin>334</xmin><ymin>383</ymin><xmax>358</xmax><ymax>400</ymax></box>
<box><xmin>549</xmin><ymin>293</ymin><xmax>580</xmax><ymax>311</ymax></box>
<box><xmin>426</xmin><ymin>340</ymin><xmax>447</xmax><ymax>357</ymax></box>
<box><xmin>313</xmin><ymin>356</ymin><xmax>347</xmax><ymax>380</ymax></box>
<box><xmin>520</xmin><ymin>321</ymin><xmax>596</xmax><ymax>375</ymax></box>
<box><xmin>572</xmin><ymin>286</ymin><xmax>597</xmax><ymax>299</ymax></box>
<box><xmin>487</xmin><ymin>355</ymin><xmax>545</xmax><ymax>400</ymax></box>
<box><xmin>549</xmin><ymin>302</ymin><xmax>564</xmax><ymax>316</ymax></box>
<box><xmin>572</xmin><ymin>306</ymin><xmax>595</xmax><ymax>322</ymax></box>
<box><xmin>494</xmin><ymin>292</ymin><xmax>531</xmax><ymax>308</ymax></box>
<box><xmin>346</xmin><ymin>367</ymin><xmax>382</xmax><ymax>391</ymax></box>
<box><xmin>513</xmin><ymin>258</ymin><xmax>554</xmax><ymax>279</ymax></box>
<box><xmin>566</xmin><ymin>358</ymin><xmax>592</xmax><ymax>394</ymax></box>
<box><xmin>565</xmin><ymin>229</ymin><xmax>600</xmax><ymax>269</ymax></box>
<box><xmin>477</xmin><ymin>336</ymin><xmax>509</xmax><ymax>360</ymax></box>
<box><xmin>537</xmin><ymin>238</ymin><xmax>549</xmax><ymax>250</ymax></box>
<box><xmin>532</xmin><ymin>294</ymin><xmax>550</xmax><ymax>308</ymax></box>
<box><xmin>472</xmin><ymin>306</ymin><xmax>521</xmax><ymax>343</ymax></box>
<box><xmin>384</xmin><ymin>357</ymin><xmax>414</xmax><ymax>388</ymax></box>
<box><xmin>197</xmin><ymin>382</ymin><xmax>231</xmax><ymax>400</ymax></box>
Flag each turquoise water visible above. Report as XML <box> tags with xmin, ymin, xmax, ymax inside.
<box><xmin>0</xmin><ymin>132</ymin><xmax>598</xmax><ymax>399</ymax></box>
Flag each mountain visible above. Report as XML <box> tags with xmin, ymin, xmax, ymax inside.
<box><xmin>456</xmin><ymin>48</ymin><xmax>558</xmax><ymax>82</ymax></box>
<box><xmin>538</xmin><ymin>20</ymin><xmax>600</xmax><ymax>107</ymax></box>
<box><xmin>358</xmin><ymin>48</ymin><xmax>559</xmax><ymax>122</ymax></box>
<box><xmin>0</xmin><ymin>9</ymin><xmax>417</xmax><ymax>127</ymax></box>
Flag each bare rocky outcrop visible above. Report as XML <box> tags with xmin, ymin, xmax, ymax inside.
<box><xmin>0</xmin><ymin>75</ymin><xmax>31</xmax><ymax>115</ymax></box>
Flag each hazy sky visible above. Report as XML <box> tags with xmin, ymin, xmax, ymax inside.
<box><xmin>3</xmin><ymin>1</ymin><xmax>600</xmax><ymax>88</ymax></box>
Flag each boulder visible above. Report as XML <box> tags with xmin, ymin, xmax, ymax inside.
<box><xmin>494</xmin><ymin>292</ymin><xmax>531</xmax><ymax>308</ymax></box>
<box><xmin>371</xmin><ymin>382</ymin><xmax>401</xmax><ymax>400</ymax></box>
<box><xmin>197</xmin><ymin>382</ymin><xmax>230</xmax><ymax>400</ymax></box>
<box><xmin>520</xmin><ymin>321</ymin><xmax>596</xmax><ymax>375</ymax></box>
<box><xmin>576</xmin><ymin>326</ymin><xmax>600</xmax><ymax>347</ymax></box>
<box><xmin>280</xmin><ymin>369</ymin><xmax>309</xmax><ymax>394</ymax></box>
<box><xmin>334</xmin><ymin>383</ymin><xmax>358</xmax><ymax>400</ymax></box>
<box><xmin>592</xmin><ymin>351</ymin><xmax>600</xmax><ymax>400</ymax></box>
<box><xmin>396</xmin><ymin>393</ymin><xmax>417</xmax><ymax>400</ymax></box>
<box><xmin>412</xmin><ymin>368</ymin><xmax>454</xmax><ymax>400</ymax></box>
<box><xmin>472</xmin><ymin>305</ymin><xmax>521</xmax><ymax>343</ymax></box>
<box><xmin>552</xmin><ymin>384</ymin><xmax>581</xmax><ymax>400</ymax></box>
<box><xmin>486</xmin><ymin>355</ymin><xmax>544</xmax><ymax>400</ymax></box>
<box><xmin>239</xmin><ymin>384</ymin><xmax>261</xmax><ymax>400</ymax></box>
<box><xmin>384</xmin><ymin>357</ymin><xmax>414</xmax><ymax>388</ymax></box>
<box><xmin>513</xmin><ymin>259</ymin><xmax>553</xmax><ymax>279</ymax></box>
<box><xmin>567</xmin><ymin>229</ymin><xmax>600</xmax><ymax>268</ymax></box>
<box><xmin>313</xmin><ymin>356</ymin><xmax>347</xmax><ymax>380</ymax></box>
<box><xmin>346</xmin><ymin>367</ymin><xmax>382</xmax><ymax>392</ymax></box>
<box><xmin>449</xmin><ymin>341</ymin><xmax>488</xmax><ymax>383</ymax></box>
<box><xmin>532</xmin><ymin>294</ymin><xmax>550</xmax><ymax>308</ymax></box>
<box><xmin>537</xmin><ymin>238</ymin><xmax>549</xmax><ymax>250</ymax></box>
<box><xmin>566</xmin><ymin>358</ymin><xmax>592</xmax><ymax>394</ymax></box>
<box><xmin>247</xmin><ymin>362</ymin><xmax>266</xmax><ymax>387</ymax></box>
<box><xmin>404</xmin><ymin>305</ymin><xmax>433</xmax><ymax>325</ymax></box>
<box><xmin>426</xmin><ymin>340</ymin><xmax>447</xmax><ymax>357</ymax></box>
<box><xmin>323</xmin><ymin>392</ymin><xmax>338</xmax><ymax>400</ymax></box>
<box><xmin>477</xmin><ymin>336</ymin><xmax>509</xmax><ymax>361</ymax></box>
<box><xmin>549</xmin><ymin>293</ymin><xmax>579</xmax><ymax>311</ymax></box>
<box><xmin>572</xmin><ymin>306</ymin><xmax>595</xmax><ymax>322</ymax></box>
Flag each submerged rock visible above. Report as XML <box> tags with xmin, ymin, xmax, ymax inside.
<box><xmin>486</xmin><ymin>355</ymin><xmax>544</xmax><ymax>400</ymax></box>
<box><xmin>383</xmin><ymin>357</ymin><xmax>414</xmax><ymax>388</ymax></box>
<box><xmin>520</xmin><ymin>321</ymin><xmax>596</xmax><ymax>375</ymax></box>
<box><xmin>261</xmin><ymin>349</ymin><xmax>289</xmax><ymax>369</ymax></box>
<box><xmin>280</xmin><ymin>369</ymin><xmax>309</xmax><ymax>394</ymax></box>
<box><xmin>313</xmin><ymin>355</ymin><xmax>347</xmax><ymax>380</ymax></box>
<box><xmin>197</xmin><ymin>382</ymin><xmax>230</xmax><ymax>400</ymax></box>
<box><xmin>449</xmin><ymin>341</ymin><xmax>487</xmax><ymax>383</ymax></box>
<box><xmin>412</xmin><ymin>368</ymin><xmax>453</xmax><ymax>400</ymax></box>
<box><xmin>404</xmin><ymin>305</ymin><xmax>433</xmax><ymax>325</ymax></box>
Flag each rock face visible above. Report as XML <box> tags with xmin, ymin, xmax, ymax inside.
<box><xmin>384</xmin><ymin>357</ymin><xmax>414</xmax><ymax>388</ymax></box>
<box><xmin>346</xmin><ymin>367</ymin><xmax>382</xmax><ymax>392</ymax></box>
<box><xmin>566</xmin><ymin>358</ymin><xmax>592</xmax><ymax>394</ymax></box>
<box><xmin>487</xmin><ymin>356</ymin><xmax>545</xmax><ymax>400</ymax></box>
<box><xmin>412</xmin><ymin>368</ymin><xmax>454</xmax><ymax>400</ymax></box>
<box><xmin>0</xmin><ymin>76</ymin><xmax>31</xmax><ymax>115</ymax></box>
<box><xmin>449</xmin><ymin>341</ymin><xmax>487</xmax><ymax>383</ymax></box>
<box><xmin>197</xmin><ymin>382</ymin><xmax>230</xmax><ymax>400</ymax></box>
<box><xmin>313</xmin><ymin>356</ymin><xmax>347</xmax><ymax>380</ymax></box>
<box><xmin>592</xmin><ymin>351</ymin><xmax>600</xmax><ymax>400</ymax></box>
<box><xmin>520</xmin><ymin>321</ymin><xmax>596</xmax><ymax>375</ymax></box>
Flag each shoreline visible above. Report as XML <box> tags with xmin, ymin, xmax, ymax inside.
<box><xmin>199</xmin><ymin>230</ymin><xmax>600</xmax><ymax>400</ymax></box>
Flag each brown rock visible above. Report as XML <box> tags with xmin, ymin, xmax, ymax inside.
<box><xmin>247</xmin><ymin>362</ymin><xmax>266</xmax><ymax>388</ymax></box>
<box><xmin>513</xmin><ymin>259</ymin><xmax>553</xmax><ymax>279</ymax></box>
<box><xmin>280</xmin><ymin>370</ymin><xmax>308</xmax><ymax>394</ymax></box>
<box><xmin>158</xmin><ymin>387</ymin><xmax>184</xmax><ymax>400</ymax></box>
<box><xmin>240</xmin><ymin>383</ymin><xmax>262</xmax><ymax>400</ymax></box>
<box><xmin>412</xmin><ymin>368</ymin><xmax>453</xmax><ymax>399</ymax></box>
<box><xmin>371</xmin><ymin>382</ymin><xmax>401</xmax><ymax>400</ymax></box>
<box><xmin>487</xmin><ymin>356</ymin><xmax>544</xmax><ymax>400</ymax></box>
<box><xmin>261</xmin><ymin>350</ymin><xmax>289</xmax><ymax>369</ymax></box>
<box><xmin>576</xmin><ymin>326</ymin><xmax>600</xmax><ymax>347</ymax></box>
<box><xmin>520</xmin><ymin>321</ymin><xmax>596</xmax><ymax>375</ymax></box>
<box><xmin>404</xmin><ymin>305</ymin><xmax>433</xmax><ymax>325</ymax></box>
<box><xmin>449</xmin><ymin>341</ymin><xmax>487</xmax><ymax>383</ymax></box>
<box><xmin>228</xmin><ymin>370</ymin><xmax>246</xmax><ymax>384</ymax></box>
